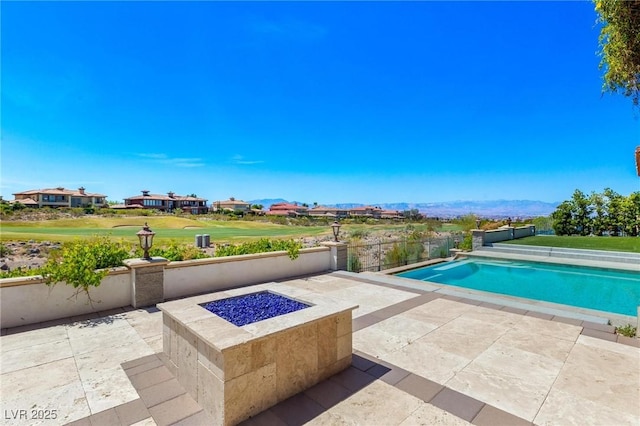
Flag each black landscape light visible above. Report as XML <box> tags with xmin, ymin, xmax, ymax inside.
<box><xmin>137</xmin><ymin>222</ymin><xmax>155</xmax><ymax>260</ymax></box>
<box><xmin>507</xmin><ymin>217</ymin><xmax>512</xmax><ymax>227</ymax></box>
<box><xmin>331</xmin><ymin>221</ymin><xmax>341</xmax><ymax>242</ymax></box>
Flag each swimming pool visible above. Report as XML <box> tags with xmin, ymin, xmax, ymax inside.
<box><xmin>396</xmin><ymin>258</ymin><xmax>640</xmax><ymax>316</ymax></box>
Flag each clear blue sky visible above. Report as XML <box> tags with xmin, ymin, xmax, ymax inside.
<box><xmin>2</xmin><ymin>1</ymin><xmax>639</xmax><ymax>205</ymax></box>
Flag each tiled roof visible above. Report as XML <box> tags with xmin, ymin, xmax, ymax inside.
<box><xmin>13</xmin><ymin>187</ymin><xmax>106</xmax><ymax>197</ymax></box>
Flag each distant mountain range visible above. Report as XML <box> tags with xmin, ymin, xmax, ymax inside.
<box><xmin>248</xmin><ymin>199</ymin><xmax>560</xmax><ymax>218</ymax></box>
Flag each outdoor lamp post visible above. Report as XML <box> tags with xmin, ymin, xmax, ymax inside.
<box><xmin>137</xmin><ymin>222</ymin><xmax>155</xmax><ymax>260</ymax></box>
<box><xmin>507</xmin><ymin>217</ymin><xmax>512</xmax><ymax>227</ymax></box>
<box><xmin>476</xmin><ymin>219</ymin><xmax>481</xmax><ymax>229</ymax></box>
<box><xmin>331</xmin><ymin>221</ymin><xmax>341</xmax><ymax>242</ymax></box>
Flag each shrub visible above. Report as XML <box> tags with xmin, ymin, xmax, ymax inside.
<box><xmin>348</xmin><ymin>252</ymin><xmax>362</xmax><ymax>272</ymax></box>
<box><xmin>0</xmin><ymin>266</ymin><xmax>44</xmax><ymax>279</ymax></box>
<box><xmin>214</xmin><ymin>238</ymin><xmax>302</xmax><ymax>260</ymax></box>
<box><xmin>142</xmin><ymin>241</ymin><xmax>208</xmax><ymax>261</ymax></box>
<box><xmin>0</xmin><ymin>243</ymin><xmax>12</xmax><ymax>257</ymax></box>
<box><xmin>616</xmin><ymin>324</ymin><xmax>637</xmax><ymax>338</ymax></box>
<box><xmin>41</xmin><ymin>235</ymin><xmax>132</xmax><ymax>299</ymax></box>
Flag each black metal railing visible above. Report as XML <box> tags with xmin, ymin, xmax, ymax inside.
<box><xmin>347</xmin><ymin>235</ymin><xmax>459</xmax><ymax>273</ymax></box>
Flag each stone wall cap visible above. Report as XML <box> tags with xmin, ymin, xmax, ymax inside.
<box><xmin>123</xmin><ymin>257</ymin><xmax>169</xmax><ymax>268</ymax></box>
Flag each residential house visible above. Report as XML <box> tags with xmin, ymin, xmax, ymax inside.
<box><xmin>267</xmin><ymin>202</ymin><xmax>309</xmax><ymax>217</ymax></box>
<box><xmin>12</xmin><ymin>187</ymin><xmax>107</xmax><ymax>208</ymax></box>
<box><xmin>211</xmin><ymin>197</ymin><xmax>251</xmax><ymax>214</ymax></box>
<box><xmin>124</xmin><ymin>190</ymin><xmax>208</xmax><ymax>214</ymax></box>
<box><xmin>308</xmin><ymin>206</ymin><xmax>349</xmax><ymax>219</ymax></box>
<box><xmin>348</xmin><ymin>206</ymin><xmax>383</xmax><ymax>219</ymax></box>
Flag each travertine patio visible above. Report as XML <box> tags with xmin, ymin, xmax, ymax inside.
<box><xmin>1</xmin><ymin>271</ymin><xmax>639</xmax><ymax>425</ymax></box>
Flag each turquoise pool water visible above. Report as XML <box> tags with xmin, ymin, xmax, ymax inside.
<box><xmin>396</xmin><ymin>258</ymin><xmax>640</xmax><ymax>316</ymax></box>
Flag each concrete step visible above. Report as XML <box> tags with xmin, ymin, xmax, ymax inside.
<box><xmin>478</xmin><ymin>244</ymin><xmax>640</xmax><ymax>265</ymax></box>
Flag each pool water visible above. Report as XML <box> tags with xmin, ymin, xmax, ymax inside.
<box><xmin>396</xmin><ymin>258</ymin><xmax>640</xmax><ymax>316</ymax></box>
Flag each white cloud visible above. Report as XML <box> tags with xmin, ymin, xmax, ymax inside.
<box><xmin>232</xmin><ymin>155</ymin><xmax>264</xmax><ymax>165</ymax></box>
<box><xmin>136</xmin><ymin>153</ymin><xmax>205</xmax><ymax>168</ymax></box>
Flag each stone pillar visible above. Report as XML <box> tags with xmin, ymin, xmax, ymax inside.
<box><xmin>321</xmin><ymin>242</ymin><xmax>348</xmax><ymax>271</ymax></box>
<box><xmin>471</xmin><ymin>230</ymin><xmax>485</xmax><ymax>251</ymax></box>
<box><xmin>123</xmin><ymin>257</ymin><xmax>169</xmax><ymax>308</ymax></box>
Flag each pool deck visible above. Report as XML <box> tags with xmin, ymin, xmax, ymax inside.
<box><xmin>1</xmin><ymin>271</ymin><xmax>639</xmax><ymax>425</ymax></box>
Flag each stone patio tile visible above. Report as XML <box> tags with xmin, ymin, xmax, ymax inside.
<box><xmin>580</xmin><ymin>321</ymin><xmax>616</xmax><ymax>333</ymax></box>
<box><xmin>500</xmin><ymin>305</ymin><xmax>528</xmax><ymax>315</ymax></box>
<box><xmin>548</xmin><ymin>336</ymin><xmax>640</xmax><ymax>419</ymax></box>
<box><xmin>269</xmin><ymin>393</ymin><xmax>325</xmax><ymax>425</ymax></box>
<box><xmin>128</xmin><ymin>366</ymin><xmax>174</xmax><ymax>391</ymax></box>
<box><xmin>65</xmin><ymin>417</ymin><xmax>92</xmax><ymax>426</ymax></box>
<box><xmin>137</xmin><ymin>378</ymin><xmax>187</xmax><ymax>408</ymax></box>
<box><xmin>124</xmin><ymin>309</ymin><xmax>164</xmax><ymax>340</ymax></box>
<box><xmin>472</xmin><ymin>404</ymin><xmax>532</xmax><ymax>426</ymax></box>
<box><xmin>494</xmin><ymin>328</ymin><xmax>575</xmax><ymax>362</ymax></box>
<box><xmin>1</xmin><ymin>380</ymin><xmax>89</xmax><ymax>426</ymax></box>
<box><xmin>169</xmin><ymin>409</ymin><xmax>215</xmax><ymax>426</ymax></box>
<box><xmin>1</xmin><ymin>338</ymin><xmax>73</xmax><ymax>374</ymax></box>
<box><xmin>534</xmin><ymin>388</ymin><xmax>639</xmax><ymax>426</ymax></box>
<box><xmin>395</xmin><ymin>373</ymin><xmax>444</xmax><ymax>402</ymax></box>
<box><xmin>384</xmin><ymin>338</ymin><xmax>472</xmax><ymax>385</ymax></box>
<box><xmin>399</xmin><ymin>298</ymin><xmax>474</xmax><ymax>326</ymax></box>
<box><xmin>364</xmin><ymin>362</ymin><xmax>411</xmax><ymax>386</ymax></box>
<box><xmin>147</xmin><ymin>394</ymin><xmax>203</xmax><ymax>426</ymax></box>
<box><xmin>524</xmin><ymin>311</ymin><xmax>553</xmax><ymax>321</ymax></box>
<box><xmin>144</xmin><ymin>335</ymin><xmax>163</xmax><ymax>353</ymax></box>
<box><xmin>304</xmin><ymin>378</ymin><xmax>354</xmax><ymax>409</ymax></box>
<box><xmin>89</xmin><ymin>408</ymin><xmax>120</xmax><ymax>425</ymax></box>
<box><xmin>130</xmin><ymin>417</ymin><xmax>157</xmax><ymax>426</ymax></box>
<box><xmin>399</xmin><ymin>402</ymin><xmax>472</xmax><ymax>425</ymax></box>
<box><xmin>114</xmin><ymin>398</ymin><xmax>150</xmax><ymax>425</ymax></box>
<box><xmin>352</xmin><ymin>314</ymin><xmax>382</xmax><ymax>331</ymax></box>
<box><xmin>0</xmin><ymin>323</ymin><xmax>68</xmax><ymax>351</ymax></box>
<box><xmin>413</xmin><ymin>316</ymin><xmax>509</xmax><ymax>360</ymax></box>
<box><xmin>459</xmin><ymin>305</ymin><xmax>522</xmax><ymax>328</ymax></box>
<box><xmin>514</xmin><ymin>315</ymin><xmax>582</xmax><ymax>342</ymax></box>
<box><xmin>1</xmin><ymin>357</ymin><xmax>80</xmax><ymax>397</ymax></box>
<box><xmin>329</xmin><ymin>366</ymin><xmax>377</xmax><ymax>392</ymax></box>
<box><xmin>75</xmin><ymin>342</ymin><xmax>154</xmax><ymax>380</ymax></box>
<box><xmin>351</xmin><ymin>353</ymin><xmax>378</xmax><ymax>371</ymax></box>
<box><xmin>81</xmin><ymin>365</ymin><xmax>140</xmax><ymax>414</ymax></box>
<box><xmin>312</xmin><ymin>380</ymin><xmax>423</xmax><ymax>425</ymax></box>
<box><xmin>121</xmin><ymin>354</ymin><xmax>161</xmax><ymax>371</ymax></box>
<box><xmin>430</xmin><ymin>388</ymin><xmax>485</xmax><ymax>422</ymax></box>
<box><xmin>239</xmin><ymin>409</ymin><xmax>287</xmax><ymax>426</ymax></box>
<box><xmin>551</xmin><ymin>316</ymin><xmax>584</xmax><ymax>326</ymax></box>
<box><xmin>123</xmin><ymin>356</ymin><xmax>164</xmax><ymax>377</ymax></box>
<box><xmin>353</xmin><ymin>316</ymin><xmax>437</xmax><ymax>357</ymax></box>
<box><xmin>580</xmin><ymin>327</ymin><xmax>617</xmax><ymax>341</ymax></box>
<box><xmin>445</xmin><ymin>345</ymin><xmax>563</xmax><ymax>422</ymax></box>
<box><xmin>616</xmin><ymin>334</ymin><xmax>640</xmax><ymax>347</ymax></box>
<box><xmin>67</xmin><ymin>320</ymin><xmax>145</xmax><ymax>355</ymax></box>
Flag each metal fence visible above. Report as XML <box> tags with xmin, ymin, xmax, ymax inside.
<box><xmin>347</xmin><ymin>235</ymin><xmax>460</xmax><ymax>273</ymax></box>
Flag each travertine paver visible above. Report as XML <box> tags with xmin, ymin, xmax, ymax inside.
<box><xmin>534</xmin><ymin>335</ymin><xmax>640</xmax><ymax>425</ymax></box>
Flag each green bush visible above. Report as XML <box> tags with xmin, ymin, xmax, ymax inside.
<box><xmin>41</xmin><ymin>235</ymin><xmax>132</xmax><ymax>298</ymax></box>
<box><xmin>214</xmin><ymin>238</ymin><xmax>302</xmax><ymax>260</ymax></box>
<box><xmin>0</xmin><ymin>266</ymin><xmax>44</xmax><ymax>279</ymax></box>
<box><xmin>142</xmin><ymin>241</ymin><xmax>208</xmax><ymax>261</ymax></box>
<box><xmin>383</xmin><ymin>239</ymin><xmax>425</xmax><ymax>269</ymax></box>
<box><xmin>348</xmin><ymin>252</ymin><xmax>362</xmax><ymax>272</ymax></box>
<box><xmin>459</xmin><ymin>233</ymin><xmax>473</xmax><ymax>251</ymax></box>
<box><xmin>616</xmin><ymin>324</ymin><xmax>637</xmax><ymax>338</ymax></box>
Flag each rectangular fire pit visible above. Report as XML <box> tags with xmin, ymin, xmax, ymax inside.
<box><xmin>158</xmin><ymin>282</ymin><xmax>358</xmax><ymax>426</ymax></box>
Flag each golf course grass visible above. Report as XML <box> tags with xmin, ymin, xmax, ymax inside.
<box><xmin>0</xmin><ymin>216</ymin><xmax>448</xmax><ymax>245</ymax></box>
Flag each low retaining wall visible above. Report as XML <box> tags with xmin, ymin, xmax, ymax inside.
<box><xmin>0</xmin><ymin>246</ymin><xmax>334</xmax><ymax>329</ymax></box>
<box><xmin>472</xmin><ymin>225</ymin><xmax>536</xmax><ymax>250</ymax></box>
<box><xmin>0</xmin><ymin>269</ymin><xmax>131</xmax><ymax>329</ymax></box>
<box><xmin>164</xmin><ymin>247</ymin><xmax>330</xmax><ymax>300</ymax></box>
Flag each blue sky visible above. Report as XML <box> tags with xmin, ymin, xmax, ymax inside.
<box><xmin>2</xmin><ymin>1</ymin><xmax>639</xmax><ymax>205</ymax></box>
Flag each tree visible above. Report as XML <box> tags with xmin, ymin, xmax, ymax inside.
<box><xmin>594</xmin><ymin>0</ymin><xmax>640</xmax><ymax>105</ymax></box>
<box><xmin>570</xmin><ymin>189</ymin><xmax>592</xmax><ymax>235</ymax></box>
<box><xmin>552</xmin><ymin>201</ymin><xmax>574</xmax><ymax>235</ymax></box>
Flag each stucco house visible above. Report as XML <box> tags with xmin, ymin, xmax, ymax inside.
<box><xmin>123</xmin><ymin>190</ymin><xmax>208</xmax><ymax>214</ymax></box>
<box><xmin>12</xmin><ymin>187</ymin><xmax>107</xmax><ymax>208</ymax></box>
<box><xmin>211</xmin><ymin>197</ymin><xmax>251</xmax><ymax>214</ymax></box>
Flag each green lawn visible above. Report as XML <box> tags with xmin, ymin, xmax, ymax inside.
<box><xmin>500</xmin><ymin>235</ymin><xmax>640</xmax><ymax>253</ymax></box>
<box><xmin>0</xmin><ymin>216</ymin><xmax>439</xmax><ymax>245</ymax></box>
